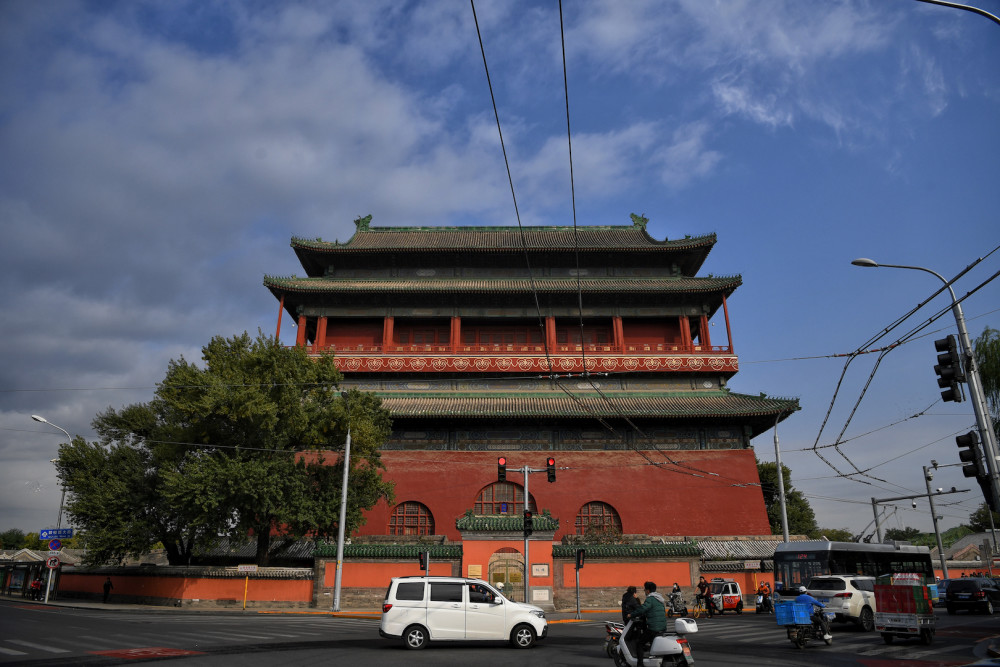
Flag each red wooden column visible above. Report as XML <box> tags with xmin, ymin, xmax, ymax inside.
<box><xmin>296</xmin><ymin>315</ymin><xmax>307</xmax><ymax>347</ymax></box>
<box><xmin>450</xmin><ymin>316</ymin><xmax>461</xmax><ymax>353</ymax></box>
<box><xmin>612</xmin><ymin>316</ymin><xmax>624</xmax><ymax>352</ymax></box>
<box><xmin>679</xmin><ymin>315</ymin><xmax>692</xmax><ymax>350</ymax></box>
<box><xmin>314</xmin><ymin>316</ymin><xmax>328</xmax><ymax>352</ymax></box>
<box><xmin>545</xmin><ymin>316</ymin><xmax>557</xmax><ymax>353</ymax></box>
<box><xmin>382</xmin><ymin>316</ymin><xmax>394</xmax><ymax>351</ymax></box>
<box><xmin>722</xmin><ymin>294</ymin><xmax>734</xmax><ymax>352</ymax></box>
<box><xmin>275</xmin><ymin>295</ymin><xmax>284</xmax><ymax>341</ymax></box>
<box><xmin>699</xmin><ymin>315</ymin><xmax>711</xmax><ymax>349</ymax></box>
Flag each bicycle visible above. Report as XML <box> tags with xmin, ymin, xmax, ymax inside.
<box><xmin>690</xmin><ymin>595</ymin><xmax>717</xmax><ymax>619</ymax></box>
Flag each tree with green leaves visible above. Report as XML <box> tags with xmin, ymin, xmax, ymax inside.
<box><xmin>0</xmin><ymin>528</ymin><xmax>27</xmax><ymax>549</ymax></box>
<box><xmin>58</xmin><ymin>331</ymin><xmax>394</xmax><ymax>566</ymax></box>
<box><xmin>815</xmin><ymin>527</ymin><xmax>854</xmax><ymax>542</ymax></box>
<box><xmin>974</xmin><ymin>326</ymin><xmax>999</xmax><ymax>430</ymax></box>
<box><xmin>884</xmin><ymin>527</ymin><xmax>922</xmax><ymax>542</ymax></box>
<box><xmin>968</xmin><ymin>503</ymin><xmax>1000</xmax><ymax>533</ymax></box>
<box><xmin>756</xmin><ymin>459</ymin><xmax>818</xmax><ymax>537</ymax></box>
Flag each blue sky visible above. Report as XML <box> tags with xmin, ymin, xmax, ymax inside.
<box><xmin>1</xmin><ymin>0</ymin><xmax>998</xmax><ymax>539</ymax></box>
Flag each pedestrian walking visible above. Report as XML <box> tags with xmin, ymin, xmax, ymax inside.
<box><xmin>103</xmin><ymin>577</ymin><xmax>113</xmax><ymax>603</ymax></box>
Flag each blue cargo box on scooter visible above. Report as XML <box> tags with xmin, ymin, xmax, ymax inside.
<box><xmin>775</xmin><ymin>602</ymin><xmax>812</xmax><ymax>625</ymax></box>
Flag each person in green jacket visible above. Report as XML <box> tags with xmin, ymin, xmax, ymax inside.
<box><xmin>628</xmin><ymin>581</ymin><xmax>667</xmax><ymax>667</ymax></box>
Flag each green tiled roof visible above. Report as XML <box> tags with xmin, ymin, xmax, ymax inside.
<box><xmin>552</xmin><ymin>543</ymin><xmax>700</xmax><ymax>558</ymax></box>
<box><xmin>456</xmin><ymin>514</ymin><xmax>560</xmax><ymax>532</ymax></box>
<box><xmin>313</xmin><ymin>542</ymin><xmax>462</xmax><ymax>559</ymax></box>
<box><xmin>264</xmin><ymin>275</ymin><xmax>740</xmax><ymax>295</ymax></box>
<box><xmin>381</xmin><ymin>392</ymin><xmax>799</xmax><ymax>420</ymax></box>
<box><xmin>291</xmin><ymin>225</ymin><xmax>716</xmax><ymax>253</ymax></box>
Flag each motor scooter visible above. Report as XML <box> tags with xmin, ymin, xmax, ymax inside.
<box><xmin>604</xmin><ymin>620</ymin><xmax>624</xmax><ymax>658</ymax></box>
<box><xmin>612</xmin><ymin>616</ymin><xmax>697</xmax><ymax>667</ymax></box>
<box><xmin>783</xmin><ymin>610</ymin><xmax>835</xmax><ymax>649</ymax></box>
<box><xmin>665</xmin><ymin>591</ymin><xmax>688</xmax><ymax>618</ymax></box>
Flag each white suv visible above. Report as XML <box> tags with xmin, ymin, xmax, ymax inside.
<box><xmin>379</xmin><ymin>576</ymin><xmax>548</xmax><ymax>649</ymax></box>
<box><xmin>805</xmin><ymin>575</ymin><xmax>877</xmax><ymax>631</ymax></box>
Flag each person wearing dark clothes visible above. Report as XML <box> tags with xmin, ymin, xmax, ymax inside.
<box><xmin>621</xmin><ymin>585</ymin><xmax>640</xmax><ymax>623</ymax></box>
<box><xmin>103</xmin><ymin>577</ymin><xmax>113</xmax><ymax>603</ymax></box>
<box><xmin>628</xmin><ymin>581</ymin><xmax>667</xmax><ymax>667</ymax></box>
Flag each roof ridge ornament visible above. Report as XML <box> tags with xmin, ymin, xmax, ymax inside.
<box><xmin>354</xmin><ymin>214</ymin><xmax>372</xmax><ymax>232</ymax></box>
<box><xmin>629</xmin><ymin>212</ymin><xmax>649</xmax><ymax>231</ymax></box>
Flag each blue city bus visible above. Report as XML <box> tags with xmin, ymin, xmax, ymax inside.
<box><xmin>773</xmin><ymin>541</ymin><xmax>935</xmax><ymax>598</ymax></box>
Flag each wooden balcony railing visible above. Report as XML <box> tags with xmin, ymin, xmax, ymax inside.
<box><xmin>310</xmin><ymin>342</ymin><xmax>732</xmax><ymax>354</ymax></box>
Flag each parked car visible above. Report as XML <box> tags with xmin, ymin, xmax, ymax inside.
<box><xmin>805</xmin><ymin>575</ymin><xmax>877</xmax><ymax>631</ymax></box>
<box><xmin>945</xmin><ymin>577</ymin><xmax>1000</xmax><ymax>615</ymax></box>
<box><xmin>379</xmin><ymin>576</ymin><xmax>547</xmax><ymax>649</ymax></box>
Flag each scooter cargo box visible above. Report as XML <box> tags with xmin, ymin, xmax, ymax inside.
<box><xmin>775</xmin><ymin>602</ymin><xmax>812</xmax><ymax>625</ymax></box>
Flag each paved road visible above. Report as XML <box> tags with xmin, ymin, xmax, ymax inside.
<box><xmin>1</xmin><ymin>599</ymin><xmax>996</xmax><ymax>666</ymax></box>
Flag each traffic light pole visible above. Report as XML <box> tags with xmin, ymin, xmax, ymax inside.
<box><xmin>497</xmin><ymin>459</ymin><xmax>554</xmax><ymax>605</ymax></box>
<box><xmin>853</xmin><ymin>259</ymin><xmax>1000</xmax><ymax>512</ymax></box>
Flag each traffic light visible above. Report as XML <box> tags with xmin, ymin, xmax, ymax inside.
<box><xmin>546</xmin><ymin>457</ymin><xmax>556</xmax><ymax>483</ymax></box>
<box><xmin>498</xmin><ymin>457</ymin><xmax>506</xmax><ymax>482</ymax></box>
<box><xmin>418</xmin><ymin>551</ymin><xmax>428</xmax><ymax>570</ymax></box>
<box><xmin>957</xmin><ymin>430</ymin><xmax>982</xmax><ymax>479</ymax></box>
<box><xmin>523</xmin><ymin>509</ymin><xmax>533</xmax><ymax>537</ymax></box>
<box><xmin>934</xmin><ymin>336</ymin><xmax>964</xmax><ymax>402</ymax></box>
<box><xmin>957</xmin><ymin>430</ymin><xmax>997</xmax><ymax>512</ymax></box>
<box><xmin>575</xmin><ymin>548</ymin><xmax>585</xmax><ymax>569</ymax></box>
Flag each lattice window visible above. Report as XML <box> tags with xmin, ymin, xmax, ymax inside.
<box><xmin>474</xmin><ymin>482</ymin><xmax>535</xmax><ymax>515</ymax></box>
<box><xmin>388</xmin><ymin>501</ymin><xmax>435</xmax><ymax>536</ymax></box>
<box><xmin>575</xmin><ymin>501</ymin><xmax>622</xmax><ymax>534</ymax></box>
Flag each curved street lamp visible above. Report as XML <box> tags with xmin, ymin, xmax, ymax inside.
<box><xmin>31</xmin><ymin>415</ymin><xmax>71</xmax><ymax>529</ymax></box>
<box><xmin>851</xmin><ymin>259</ymin><xmax>1000</xmax><ymax>513</ymax></box>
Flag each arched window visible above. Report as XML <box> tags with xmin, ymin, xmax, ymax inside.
<box><xmin>474</xmin><ymin>482</ymin><xmax>536</xmax><ymax>515</ymax></box>
<box><xmin>388</xmin><ymin>501</ymin><xmax>435</xmax><ymax>536</ymax></box>
<box><xmin>575</xmin><ymin>501</ymin><xmax>622</xmax><ymax>535</ymax></box>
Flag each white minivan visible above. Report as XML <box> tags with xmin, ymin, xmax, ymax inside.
<box><xmin>379</xmin><ymin>576</ymin><xmax>548</xmax><ymax>649</ymax></box>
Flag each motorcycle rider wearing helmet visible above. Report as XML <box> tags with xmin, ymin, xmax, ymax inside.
<box><xmin>795</xmin><ymin>585</ymin><xmax>832</xmax><ymax>640</ymax></box>
<box><xmin>628</xmin><ymin>581</ymin><xmax>667</xmax><ymax>667</ymax></box>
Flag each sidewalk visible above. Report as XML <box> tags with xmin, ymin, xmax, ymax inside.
<box><xmin>0</xmin><ymin>593</ymin><xmax>607</xmax><ymax>622</ymax></box>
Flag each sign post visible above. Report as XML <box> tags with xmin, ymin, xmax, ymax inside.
<box><xmin>237</xmin><ymin>564</ymin><xmax>257</xmax><ymax>610</ymax></box>
<box><xmin>43</xmin><ymin>555</ymin><xmax>59</xmax><ymax>605</ymax></box>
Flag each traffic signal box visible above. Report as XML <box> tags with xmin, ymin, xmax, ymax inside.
<box><xmin>523</xmin><ymin>510</ymin><xmax>533</xmax><ymax>537</ymax></box>
<box><xmin>934</xmin><ymin>335</ymin><xmax>964</xmax><ymax>403</ymax></box>
<box><xmin>957</xmin><ymin>430</ymin><xmax>997</xmax><ymax>511</ymax></box>
<box><xmin>498</xmin><ymin>457</ymin><xmax>506</xmax><ymax>482</ymax></box>
<box><xmin>546</xmin><ymin>457</ymin><xmax>556</xmax><ymax>483</ymax></box>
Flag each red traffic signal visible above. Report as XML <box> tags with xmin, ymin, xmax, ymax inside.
<box><xmin>523</xmin><ymin>509</ymin><xmax>533</xmax><ymax>537</ymax></box>
<box><xmin>546</xmin><ymin>457</ymin><xmax>556</xmax><ymax>483</ymax></box>
<box><xmin>498</xmin><ymin>457</ymin><xmax>507</xmax><ymax>482</ymax></box>
<box><xmin>418</xmin><ymin>551</ymin><xmax>428</xmax><ymax>570</ymax></box>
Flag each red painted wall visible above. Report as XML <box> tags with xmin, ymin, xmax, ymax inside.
<box><xmin>358</xmin><ymin>449</ymin><xmax>770</xmax><ymax>540</ymax></box>
<box><xmin>58</xmin><ymin>572</ymin><xmax>313</xmax><ymax>602</ymax></box>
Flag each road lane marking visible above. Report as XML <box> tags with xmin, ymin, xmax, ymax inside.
<box><xmin>5</xmin><ymin>639</ymin><xmax>70</xmax><ymax>653</ymax></box>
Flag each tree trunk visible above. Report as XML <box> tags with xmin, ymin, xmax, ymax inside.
<box><xmin>255</xmin><ymin>529</ymin><xmax>271</xmax><ymax>566</ymax></box>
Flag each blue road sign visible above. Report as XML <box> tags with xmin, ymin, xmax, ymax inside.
<box><xmin>48</xmin><ymin>539</ymin><xmax>62</xmax><ymax>551</ymax></box>
<box><xmin>40</xmin><ymin>528</ymin><xmax>73</xmax><ymax>539</ymax></box>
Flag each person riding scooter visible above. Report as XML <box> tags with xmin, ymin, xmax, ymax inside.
<box><xmin>628</xmin><ymin>581</ymin><xmax>667</xmax><ymax>667</ymax></box>
<box><xmin>795</xmin><ymin>585</ymin><xmax>832</xmax><ymax>640</ymax></box>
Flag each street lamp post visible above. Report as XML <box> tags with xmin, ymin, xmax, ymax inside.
<box><xmin>30</xmin><ymin>414</ymin><xmax>72</xmax><ymax>605</ymax></box>
<box><xmin>30</xmin><ymin>415</ymin><xmax>70</xmax><ymax>529</ymax></box>
<box><xmin>851</xmin><ymin>259</ymin><xmax>1000</xmax><ymax>512</ymax></box>
<box><xmin>332</xmin><ymin>394</ymin><xmax>352</xmax><ymax>613</ymax></box>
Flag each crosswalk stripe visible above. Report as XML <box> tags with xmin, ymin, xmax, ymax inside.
<box><xmin>0</xmin><ymin>646</ymin><xmax>28</xmax><ymax>656</ymax></box>
<box><xmin>5</xmin><ymin>639</ymin><xmax>70</xmax><ymax>653</ymax></box>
